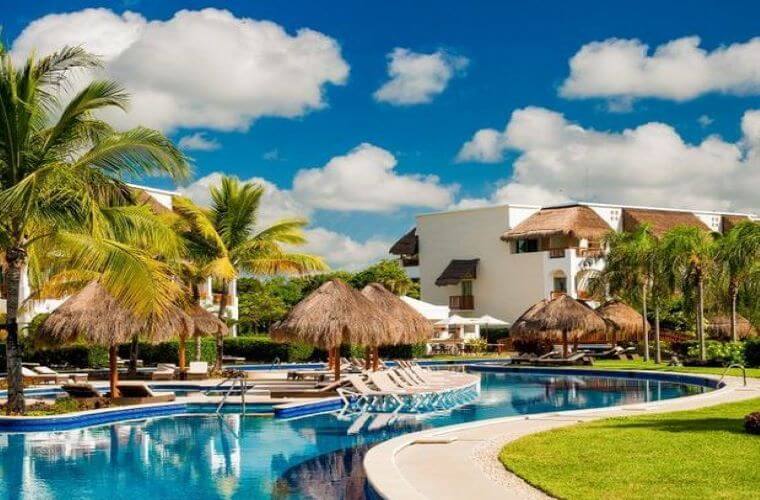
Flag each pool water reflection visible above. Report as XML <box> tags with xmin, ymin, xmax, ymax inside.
<box><xmin>0</xmin><ymin>371</ymin><xmax>706</xmax><ymax>499</ymax></box>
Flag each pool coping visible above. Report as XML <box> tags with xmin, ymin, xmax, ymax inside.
<box><xmin>363</xmin><ymin>366</ymin><xmax>760</xmax><ymax>500</ymax></box>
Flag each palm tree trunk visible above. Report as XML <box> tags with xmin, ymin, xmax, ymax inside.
<box><xmin>109</xmin><ymin>345</ymin><xmax>120</xmax><ymax>398</ymax></box>
<box><xmin>192</xmin><ymin>283</ymin><xmax>203</xmax><ymax>362</ymax></box>
<box><xmin>641</xmin><ymin>280</ymin><xmax>649</xmax><ymax>362</ymax></box>
<box><xmin>654</xmin><ymin>304</ymin><xmax>661</xmax><ymax>364</ymax></box>
<box><xmin>729</xmin><ymin>281</ymin><xmax>738</xmax><ymax>342</ymax></box>
<box><xmin>215</xmin><ymin>282</ymin><xmax>229</xmax><ymax>372</ymax></box>
<box><xmin>4</xmin><ymin>247</ymin><xmax>26</xmax><ymax>414</ymax></box>
<box><xmin>128</xmin><ymin>336</ymin><xmax>139</xmax><ymax>377</ymax></box>
<box><xmin>697</xmin><ymin>275</ymin><xmax>706</xmax><ymax>361</ymax></box>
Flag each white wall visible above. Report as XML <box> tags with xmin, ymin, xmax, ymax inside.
<box><xmin>587</xmin><ymin>205</ymin><xmax>622</xmax><ymax>232</ymax></box>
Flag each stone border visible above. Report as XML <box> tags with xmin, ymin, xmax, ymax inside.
<box><xmin>364</xmin><ymin>367</ymin><xmax>759</xmax><ymax>500</ymax></box>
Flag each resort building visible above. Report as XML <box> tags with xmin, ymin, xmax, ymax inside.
<box><xmin>391</xmin><ymin>202</ymin><xmax>757</xmax><ymax>325</ymax></box>
<box><xmin>0</xmin><ymin>185</ymin><xmax>240</xmax><ymax>335</ymax></box>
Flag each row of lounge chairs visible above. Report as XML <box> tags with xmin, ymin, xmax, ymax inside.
<box><xmin>287</xmin><ymin>357</ymin><xmax>389</xmax><ymax>381</ymax></box>
<box><xmin>510</xmin><ymin>350</ymin><xmax>594</xmax><ymax>366</ymax></box>
<box><xmin>22</xmin><ymin>366</ymin><xmax>88</xmax><ymax>385</ymax></box>
<box><xmin>62</xmin><ymin>382</ymin><xmax>176</xmax><ymax>405</ymax></box>
<box><xmin>337</xmin><ymin>361</ymin><xmax>477</xmax><ymax>412</ymax></box>
<box><xmin>150</xmin><ymin>362</ymin><xmax>210</xmax><ymax>381</ymax></box>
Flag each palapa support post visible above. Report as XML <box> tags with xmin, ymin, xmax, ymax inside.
<box><xmin>333</xmin><ymin>346</ymin><xmax>341</xmax><ymax>379</ymax></box>
<box><xmin>372</xmin><ymin>346</ymin><xmax>380</xmax><ymax>371</ymax></box>
<box><xmin>178</xmin><ymin>336</ymin><xmax>187</xmax><ymax>373</ymax></box>
<box><xmin>365</xmin><ymin>346</ymin><xmax>372</xmax><ymax>370</ymax></box>
<box><xmin>109</xmin><ymin>345</ymin><xmax>120</xmax><ymax>398</ymax></box>
<box><xmin>562</xmin><ymin>331</ymin><xmax>569</xmax><ymax>359</ymax></box>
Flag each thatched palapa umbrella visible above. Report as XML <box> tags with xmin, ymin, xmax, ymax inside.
<box><xmin>38</xmin><ymin>282</ymin><xmax>193</xmax><ymax>397</ymax></box>
<box><xmin>509</xmin><ymin>299</ymin><xmax>549</xmax><ymax>338</ymax></box>
<box><xmin>360</xmin><ymin>283</ymin><xmax>433</xmax><ymax>370</ymax></box>
<box><xmin>707</xmin><ymin>315</ymin><xmax>757</xmax><ymax>340</ymax></box>
<box><xmin>593</xmin><ymin>300</ymin><xmax>648</xmax><ymax>345</ymax></box>
<box><xmin>511</xmin><ymin>295</ymin><xmax>606</xmax><ymax>357</ymax></box>
<box><xmin>181</xmin><ymin>303</ymin><xmax>228</xmax><ymax>372</ymax></box>
<box><xmin>271</xmin><ymin>279</ymin><xmax>394</xmax><ymax>378</ymax></box>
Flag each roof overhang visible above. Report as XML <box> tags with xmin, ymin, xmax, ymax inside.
<box><xmin>435</xmin><ymin>259</ymin><xmax>479</xmax><ymax>286</ymax></box>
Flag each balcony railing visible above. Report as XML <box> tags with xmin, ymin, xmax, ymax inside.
<box><xmin>548</xmin><ymin>248</ymin><xmax>566</xmax><ymax>258</ymax></box>
<box><xmin>449</xmin><ymin>295</ymin><xmax>474</xmax><ymax>310</ymax></box>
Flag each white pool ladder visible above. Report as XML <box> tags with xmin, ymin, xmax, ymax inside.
<box><xmin>211</xmin><ymin>370</ymin><xmax>250</xmax><ymax>414</ymax></box>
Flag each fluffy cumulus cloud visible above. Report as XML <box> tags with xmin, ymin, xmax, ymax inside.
<box><xmin>300</xmin><ymin>228</ymin><xmax>391</xmax><ymax>270</ymax></box>
<box><xmin>373</xmin><ymin>48</ymin><xmax>468</xmax><ymax>105</ymax></box>
<box><xmin>11</xmin><ymin>8</ymin><xmax>349</xmax><ymax>132</ymax></box>
<box><xmin>456</xmin><ymin>106</ymin><xmax>760</xmax><ymax>213</ymax></box>
<box><xmin>292</xmin><ymin>143</ymin><xmax>456</xmax><ymax>211</ymax></box>
<box><xmin>178</xmin><ymin>132</ymin><xmax>220</xmax><ymax>151</ymax></box>
<box><xmin>560</xmin><ymin>36</ymin><xmax>760</xmax><ymax>104</ymax></box>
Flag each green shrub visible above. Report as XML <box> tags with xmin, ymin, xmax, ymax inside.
<box><xmin>379</xmin><ymin>343</ymin><xmax>427</xmax><ymax>359</ymax></box>
<box><xmin>465</xmin><ymin>338</ymin><xmax>488</xmax><ymax>353</ymax></box>
<box><xmin>744</xmin><ymin>412</ymin><xmax>760</xmax><ymax>435</ymax></box>
<box><xmin>687</xmin><ymin>341</ymin><xmax>745</xmax><ymax>365</ymax></box>
<box><xmin>118</xmin><ymin>339</ymin><xmax>217</xmax><ymax>365</ymax></box>
<box><xmin>743</xmin><ymin>339</ymin><xmax>760</xmax><ymax>367</ymax></box>
<box><xmin>28</xmin><ymin>345</ymin><xmax>109</xmax><ymax>368</ymax></box>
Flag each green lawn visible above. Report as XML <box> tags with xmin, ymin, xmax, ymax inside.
<box><xmin>583</xmin><ymin>359</ymin><xmax>760</xmax><ymax>379</ymax></box>
<box><xmin>500</xmin><ymin>398</ymin><xmax>760</xmax><ymax>500</ymax></box>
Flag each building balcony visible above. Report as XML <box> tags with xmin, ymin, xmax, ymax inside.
<box><xmin>449</xmin><ymin>295</ymin><xmax>474</xmax><ymax>310</ymax></box>
<box><xmin>548</xmin><ymin>248</ymin><xmax>566</xmax><ymax>258</ymax></box>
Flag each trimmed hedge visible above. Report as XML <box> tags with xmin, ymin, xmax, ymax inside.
<box><xmin>744</xmin><ymin>339</ymin><xmax>760</xmax><ymax>367</ymax></box>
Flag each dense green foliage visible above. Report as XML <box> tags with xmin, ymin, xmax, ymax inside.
<box><xmin>686</xmin><ymin>340</ymin><xmax>745</xmax><ymax>365</ymax></box>
<box><xmin>501</xmin><ymin>398</ymin><xmax>760</xmax><ymax>499</ymax></box>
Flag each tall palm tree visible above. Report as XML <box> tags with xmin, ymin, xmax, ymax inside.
<box><xmin>714</xmin><ymin>220</ymin><xmax>760</xmax><ymax>341</ymax></box>
<box><xmin>207</xmin><ymin>176</ymin><xmax>327</xmax><ymax>370</ymax></box>
<box><xmin>600</xmin><ymin>225</ymin><xmax>656</xmax><ymax>361</ymax></box>
<box><xmin>0</xmin><ymin>46</ymin><xmax>189</xmax><ymax>413</ymax></box>
<box><xmin>660</xmin><ymin>226</ymin><xmax>716</xmax><ymax>361</ymax></box>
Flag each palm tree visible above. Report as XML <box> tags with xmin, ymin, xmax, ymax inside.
<box><xmin>660</xmin><ymin>226</ymin><xmax>716</xmax><ymax>361</ymax></box>
<box><xmin>600</xmin><ymin>225</ymin><xmax>656</xmax><ymax>361</ymax></box>
<box><xmin>207</xmin><ymin>176</ymin><xmax>327</xmax><ymax>370</ymax></box>
<box><xmin>715</xmin><ymin>221</ymin><xmax>760</xmax><ymax>341</ymax></box>
<box><xmin>0</xmin><ymin>46</ymin><xmax>188</xmax><ymax>413</ymax></box>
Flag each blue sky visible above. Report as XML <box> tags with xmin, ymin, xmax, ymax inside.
<box><xmin>3</xmin><ymin>0</ymin><xmax>760</xmax><ymax>268</ymax></box>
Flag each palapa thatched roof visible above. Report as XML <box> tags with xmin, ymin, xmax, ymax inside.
<box><xmin>389</xmin><ymin>228</ymin><xmax>418</xmax><ymax>256</ymax></box>
<box><xmin>501</xmin><ymin>205</ymin><xmax>612</xmax><ymax>242</ymax></box>
<box><xmin>361</xmin><ymin>283</ymin><xmax>433</xmax><ymax>344</ymax></box>
<box><xmin>510</xmin><ymin>295</ymin><xmax>606</xmax><ymax>340</ymax></box>
<box><xmin>435</xmin><ymin>259</ymin><xmax>479</xmax><ymax>286</ymax></box>
<box><xmin>131</xmin><ymin>187</ymin><xmax>172</xmax><ymax>215</ymax></box>
<box><xmin>594</xmin><ymin>300</ymin><xmax>648</xmax><ymax>341</ymax></box>
<box><xmin>38</xmin><ymin>281</ymin><xmax>193</xmax><ymax>347</ymax></box>
<box><xmin>509</xmin><ymin>299</ymin><xmax>548</xmax><ymax>337</ymax></box>
<box><xmin>721</xmin><ymin>215</ymin><xmax>749</xmax><ymax>233</ymax></box>
<box><xmin>622</xmin><ymin>208</ymin><xmax>709</xmax><ymax>236</ymax></box>
<box><xmin>707</xmin><ymin>315</ymin><xmax>757</xmax><ymax>340</ymax></box>
<box><xmin>186</xmin><ymin>303</ymin><xmax>228</xmax><ymax>337</ymax></box>
<box><xmin>270</xmin><ymin>279</ymin><xmax>401</xmax><ymax>348</ymax></box>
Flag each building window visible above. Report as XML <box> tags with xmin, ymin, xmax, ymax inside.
<box><xmin>516</xmin><ymin>238</ymin><xmax>539</xmax><ymax>253</ymax></box>
<box><xmin>553</xmin><ymin>276</ymin><xmax>567</xmax><ymax>293</ymax></box>
<box><xmin>461</xmin><ymin>280</ymin><xmax>473</xmax><ymax>297</ymax></box>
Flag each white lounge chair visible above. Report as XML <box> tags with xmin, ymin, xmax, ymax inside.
<box><xmin>186</xmin><ymin>361</ymin><xmax>209</xmax><ymax>380</ymax></box>
<box><xmin>337</xmin><ymin>375</ymin><xmax>403</xmax><ymax>412</ymax></box>
<box><xmin>35</xmin><ymin>366</ymin><xmax>88</xmax><ymax>383</ymax></box>
<box><xmin>22</xmin><ymin>366</ymin><xmax>65</xmax><ymax>385</ymax></box>
<box><xmin>151</xmin><ymin>363</ymin><xmax>176</xmax><ymax>381</ymax></box>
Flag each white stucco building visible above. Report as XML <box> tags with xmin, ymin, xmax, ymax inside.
<box><xmin>1</xmin><ymin>185</ymin><xmax>239</xmax><ymax>335</ymax></box>
<box><xmin>390</xmin><ymin>202</ymin><xmax>757</xmax><ymax>325</ymax></box>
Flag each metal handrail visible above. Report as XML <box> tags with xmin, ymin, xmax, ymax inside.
<box><xmin>719</xmin><ymin>363</ymin><xmax>747</xmax><ymax>387</ymax></box>
<box><xmin>269</xmin><ymin>357</ymin><xmax>281</xmax><ymax>371</ymax></box>
<box><xmin>213</xmin><ymin>370</ymin><xmax>249</xmax><ymax>415</ymax></box>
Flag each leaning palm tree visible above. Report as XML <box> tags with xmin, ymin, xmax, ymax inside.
<box><xmin>207</xmin><ymin>176</ymin><xmax>328</xmax><ymax>370</ymax></box>
<box><xmin>660</xmin><ymin>226</ymin><xmax>716</xmax><ymax>361</ymax></box>
<box><xmin>714</xmin><ymin>221</ymin><xmax>760</xmax><ymax>341</ymax></box>
<box><xmin>0</xmin><ymin>46</ymin><xmax>189</xmax><ymax>413</ymax></box>
<box><xmin>599</xmin><ymin>225</ymin><xmax>656</xmax><ymax>361</ymax></box>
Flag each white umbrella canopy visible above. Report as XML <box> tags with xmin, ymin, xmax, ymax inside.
<box><xmin>477</xmin><ymin>315</ymin><xmax>510</xmax><ymax>327</ymax></box>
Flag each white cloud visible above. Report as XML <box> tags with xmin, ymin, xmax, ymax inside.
<box><xmin>456</xmin><ymin>106</ymin><xmax>760</xmax><ymax>213</ymax></box>
<box><xmin>373</xmin><ymin>48</ymin><xmax>468</xmax><ymax>105</ymax></box>
<box><xmin>262</xmin><ymin>149</ymin><xmax>280</xmax><ymax>161</ymax></box>
<box><xmin>698</xmin><ymin>115</ymin><xmax>714</xmax><ymax>127</ymax></box>
<box><xmin>292</xmin><ymin>143</ymin><xmax>456</xmax><ymax>211</ymax></box>
<box><xmin>560</xmin><ymin>36</ymin><xmax>760</xmax><ymax>103</ymax></box>
<box><xmin>11</xmin><ymin>8</ymin><xmax>349</xmax><ymax>132</ymax></box>
<box><xmin>301</xmin><ymin>228</ymin><xmax>390</xmax><ymax>270</ymax></box>
<box><xmin>178</xmin><ymin>132</ymin><xmax>220</xmax><ymax>151</ymax></box>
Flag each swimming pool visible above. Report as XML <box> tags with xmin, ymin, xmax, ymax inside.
<box><xmin>0</xmin><ymin>368</ymin><xmax>710</xmax><ymax>499</ymax></box>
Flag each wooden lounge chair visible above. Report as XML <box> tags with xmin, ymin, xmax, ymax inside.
<box><xmin>36</xmin><ymin>366</ymin><xmax>88</xmax><ymax>383</ymax></box>
<box><xmin>151</xmin><ymin>363</ymin><xmax>176</xmax><ymax>381</ymax></box>
<box><xmin>534</xmin><ymin>351</ymin><xmax>593</xmax><ymax>366</ymax></box>
<box><xmin>186</xmin><ymin>361</ymin><xmax>209</xmax><ymax>380</ymax></box>
<box><xmin>22</xmin><ymin>366</ymin><xmax>66</xmax><ymax>385</ymax></box>
<box><xmin>112</xmin><ymin>383</ymin><xmax>176</xmax><ymax>406</ymax></box>
<box><xmin>61</xmin><ymin>383</ymin><xmax>105</xmax><ymax>403</ymax></box>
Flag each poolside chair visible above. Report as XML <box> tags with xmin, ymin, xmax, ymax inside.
<box><xmin>186</xmin><ymin>361</ymin><xmax>209</xmax><ymax>380</ymax></box>
<box><xmin>61</xmin><ymin>383</ymin><xmax>105</xmax><ymax>403</ymax></box>
<box><xmin>35</xmin><ymin>366</ymin><xmax>88</xmax><ymax>383</ymax></box>
<box><xmin>21</xmin><ymin>366</ymin><xmax>66</xmax><ymax>385</ymax></box>
<box><xmin>336</xmin><ymin>375</ymin><xmax>403</xmax><ymax>412</ymax></box>
<box><xmin>112</xmin><ymin>383</ymin><xmax>176</xmax><ymax>405</ymax></box>
<box><xmin>151</xmin><ymin>363</ymin><xmax>176</xmax><ymax>381</ymax></box>
<box><xmin>535</xmin><ymin>351</ymin><xmax>592</xmax><ymax>366</ymax></box>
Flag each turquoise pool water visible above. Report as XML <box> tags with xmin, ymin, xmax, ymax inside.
<box><xmin>0</xmin><ymin>370</ymin><xmax>707</xmax><ymax>499</ymax></box>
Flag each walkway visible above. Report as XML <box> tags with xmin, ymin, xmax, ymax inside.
<box><xmin>364</xmin><ymin>369</ymin><xmax>760</xmax><ymax>500</ymax></box>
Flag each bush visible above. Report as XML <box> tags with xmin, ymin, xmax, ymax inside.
<box><xmin>686</xmin><ymin>341</ymin><xmax>745</xmax><ymax>365</ymax></box>
<box><xmin>745</xmin><ymin>412</ymin><xmax>760</xmax><ymax>435</ymax></box>
<box><xmin>744</xmin><ymin>339</ymin><xmax>760</xmax><ymax>367</ymax></box>
<box><xmin>513</xmin><ymin>337</ymin><xmax>554</xmax><ymax>356</ymax></box>
<box><xmin>29</xmin><ymin>345</ymin><xmax>109</xmax><ymax>368</ymax></box>
<box><xmin>466</xmin><ymin>338</ymin><xmax>488</xmax><ymax>353</ymax></box>
<box><xmin>380</xmin><ymin>343</ymin><xmax>427</xmax><ymax>359</ymax></box>
<box><xmin>120</xmin><ymin>339</ymin><xmax>217</xmax><ymax>366</ymax></box>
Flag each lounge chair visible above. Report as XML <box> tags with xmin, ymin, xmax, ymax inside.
<box><xmin>22</xmin><ymin>366</ymin><xmax>66</xmax><ymax>385</ymax></box>
<box><xmin>337</xmin><ymin>375</ymin><xmax>403</xmax><ymax>411</ymax></box>
<box><xmin>534</xmin><ymin>351</ymin><xmax>592</xmax><ymax>366</ymax></box>
<box><xmin>61</xmin><ymin>383</ymin><xmax>105</xmax><ymax>403</ymax></box>
<box><xmin>222</xmin><ymin>355</ymin><xmax>246</xmax><ymax>364</ymax></box>
<box><xmin>112</xmin><ymin>383</ymin><xmax>176</xmax><ymax>405</ymax></box>
<box><xmin>35</xmin><ymin>366</ymin><xmax>88</xmax><ymax>383</ymax></box>
<box><xmin>186</xmin><ymin>361</ymin><xmax>209</xmax><ymax>380</ymax></box>
<box><xmin>151</xmin><ymin>363</ymin><xmax>176</xmax><ymax>381</ymax></box>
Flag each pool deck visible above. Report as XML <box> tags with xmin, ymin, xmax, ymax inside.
<box><xmin>364</xmin><ymin>369</ymin><xmax>760</xmax><ymax>500</ymax></box>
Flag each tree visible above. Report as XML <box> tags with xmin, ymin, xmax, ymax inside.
<box><xmin>350</xmin><ymin>259</ymin><xmax>416</xmax><ymax>296</ymax></box>
<box><xmin>237</xmin><ymin>290</ymin><xmax>288</xmax><ymax>333</ymax></box>
<box><xmin>207</xmin><ymin>176</ymin><xmax>327</xmax><ymax>369</ymax></box>
<box><xmin>0</xmin><ymin>46</ymin><xmax>188</xmax><ymax>413</ymax></box>
<box><xmin>714</xmin><ymin>221</ymin><xmax>760</xmax><ymax>341</ymax></box>
<box><xmin>660</xmin><ymin>226</ymin><xmax>716</xmax><ymax>361</ymax></box>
